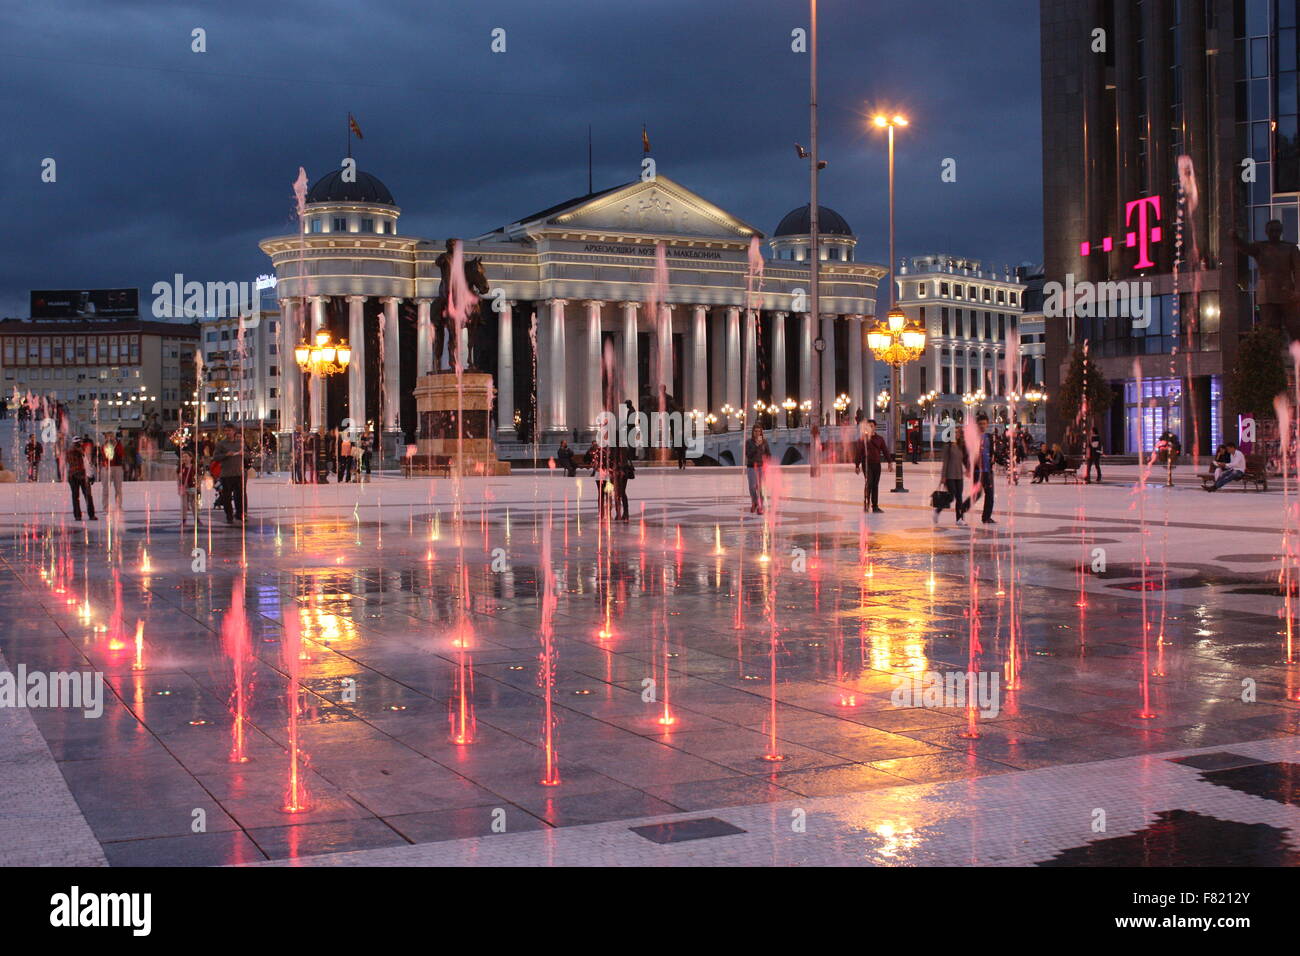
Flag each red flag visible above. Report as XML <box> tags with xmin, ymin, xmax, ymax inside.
<box><xmin>348</xmin><ymin>114</ymin><xmax>363</xmax><ymax>140</ymax></box>
<box><xmin>641</xmin><ymin>125</ymin><xmax>650</xmax><ymax>154</ymax></box>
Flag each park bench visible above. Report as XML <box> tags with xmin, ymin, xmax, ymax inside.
<box><xmin>1048</xmin><ymin>455</ymin><xmax>1084</xmax><ymax>483</ymax></box>
<box><xmin>1199</xmin><ymin>454</ymin><xmax>1268</xmax><ymax>492</ymax></box>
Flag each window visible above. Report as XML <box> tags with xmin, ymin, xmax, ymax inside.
<box><xmin>940</xmin><ymin>282</ymin><xmax>950</xmax><ymax>296</ymax></box>
<box><xmin>333</xmin><ymin>218</ymin><xmax>346</xmax><ymax>232</ymax></box>
<box><xmin>982</xmin><ymin>288</ymin><xmax>991</xmax><ymax>302</ymax></box>
<box><xmin>311</xmin><ymin>219</ymin><xmax>323</xmax><ymax>233</ymax></box>
<box><xmin>361</xmin><ymin>218</ymin><xmax>374</xmax><ymax>232</ymax></box>
<box><xmin>996</xmin><ymin>290</ymin><xmax>1006</xmax><ymax>304</ymax></box>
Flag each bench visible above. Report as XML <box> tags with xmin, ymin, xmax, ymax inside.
<box><xmin>402</xmin><ymin>454</ymin><xmax>452</xmax><ymax>477</ymax></box>
<box><xmin>1199</xmin><ymin>454</ymin><xmax>1268</xmax><ymax>492</ymax></box>
<box><xmin>1040</xmin><ymin>455</ymin><xmax>1083</xmax><ymax>483</ymax></box>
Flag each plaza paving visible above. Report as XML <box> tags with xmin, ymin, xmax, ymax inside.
<box><xmin>0</xmin><ymin>463</ymin><xmax>1298</xmax><ymax>866</ymax></box>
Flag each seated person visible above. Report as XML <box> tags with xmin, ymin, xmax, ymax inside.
<box><xmin>1207</xmin><ymin>442</ymin><xmax>1246</xmax><ymax>491</ymax></box>
<box><xmin>1032</xmin><ymin>443</ymin><xmax>1067</xmax><ymax>482</ymax></box>
<box><xmin>1031</xmin><ymin>443</ymin><xmax>1052</xmax><ymax>483</ymax></box>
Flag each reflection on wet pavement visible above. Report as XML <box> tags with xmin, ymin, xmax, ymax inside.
<box><xmin>2</xmin><ymin>485</ymin><xmax>1299</xmax><ymax>866</ymax></box>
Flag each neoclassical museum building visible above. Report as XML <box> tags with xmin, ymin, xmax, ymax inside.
<box><xmin>260</xmin><ymin>168</ymin><xmax>886</xmax><ymax>453</ymax></box>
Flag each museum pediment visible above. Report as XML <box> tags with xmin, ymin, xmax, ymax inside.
<box><xmin>544</xmin><ymin>177</ymin><xmax>761</xmax><ymax>240</ymax></box>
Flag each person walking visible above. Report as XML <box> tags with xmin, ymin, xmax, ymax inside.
<box><xmin>612</xmin><ymin>445</ymin><xmax>632</xmax><ymax>521</ymax></box>
<box><xmin>973</xmin><ymin>413</ymin><xmax>996</xmax><ymax>525</ymax></box>
<box><xmin>1085</xmin><ymin>428</ymin><xmax>1104</xmax><ymax>484</ymax></box>
<box><xmin>100</xmin><ymin>431</ymin><xmax>125</xmax><ymax>512</ymax></box>
<box><xmin>25</xmin><ymin>434</ymin><xmax>41</xmax><ymax>482</ymax></box>
<box><xmin>213</xmin><ymin>424</ymin><xmax>246</xmax><ymax>523</ymax></box>
<box><xmin>744</xmin><ymin>424</ymin><xmax>771</xmax><ymax>514</ymax></box>
<box><xmin>177</xmin><ymin>449</ymin><xmax>200</xmax><ymax>530</ymax></box>
<box><xmin>853</xmin><ymin>419</ymin><xmax>891</xmax><ymax>514</ymax></box>
<box><xmin>588</xmin><ymin>442</ymin><xmax>611</xmax><ymax>518</ymax></box>
<box><xmin>338</xmin><ymin>432</ymin><xmax>354</xmax><ymax>483</ymax></box>
<box><xmin>935</xmin><ymin>433</ymin><xmax>969</xmax><ymax>526</ymax></box>
<box><xmin>360</xmin><ymin>430</ymin><xmax>373</xmax><ymax>477</ymax></box>
<box><xmin>291</xmin><ymin>425</ymin><xmax>306</xmax><ymax>483</ymax></box>
<box><xmin>65</xmin><ymin>439</ymin><xmax>96</xmax><ymax>521</ymax></box>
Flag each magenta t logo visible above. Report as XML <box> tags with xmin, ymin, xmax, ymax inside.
<box><xmin>1078</xmin><ymin>195</ymin><xmax>1163</xmax><ymax>270</ymax></box>
<box><xmin>1124</xmin><ymin>196</ymin><xmax>1161</xmax><ymax>269</ymax></box>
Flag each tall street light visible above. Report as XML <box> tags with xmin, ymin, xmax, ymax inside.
<box><xmin>871</xmin><ymin>112</ymin><xmax>914</xmax><ymax>491</ymax></box>
<box><xmin>867</xmin><ymin>309</ymin><xmax>925</xmax><ymax>492</ymax></box>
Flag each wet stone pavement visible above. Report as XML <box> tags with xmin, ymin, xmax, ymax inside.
<box><xmin>0</xmin><ymin>471</ymin><xmax>1298</xmax><ymax>865</ymax></box>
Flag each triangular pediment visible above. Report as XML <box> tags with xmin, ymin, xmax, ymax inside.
<box><xmin>542</xmin><ymin>177</ymin><xmax>762</xmax><ymax>239</ymax></box>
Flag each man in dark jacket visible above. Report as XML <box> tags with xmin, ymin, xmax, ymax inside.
<box><xmin>853</xmin><ymin>419</ymin><xmax>892</xmax><ymax>513</ymax></box>
<box><xmin>66</xmin><ymin>439</ymin><xmax>96</xmax><ymax>521</ymax></box>
<box><xmin>212</xmin><ymin>425</ymin><xmax>245</xmax><ymax>523</ymax></box>
<box><xmin>973</xmin><ymin>413</ymin><xmax>996</xmax><ymax>524</ymax></box>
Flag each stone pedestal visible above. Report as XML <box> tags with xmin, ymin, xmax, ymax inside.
<box><xmin>410</xmin><ymin>372</ymin><xmax>511</xmax><ymax>476</ymax></box>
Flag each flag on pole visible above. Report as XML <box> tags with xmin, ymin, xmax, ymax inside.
<box><xmin>641</xmin><ymin>125</ymin><xmax>650</xmax><ymax>154</ymax></box>
<box><xmin>348</xmin><ymin>113</ymin><xmax>363</xmax><ymax>140</ymax></box>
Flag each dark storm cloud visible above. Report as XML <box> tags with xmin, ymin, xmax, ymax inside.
<box><xmin>0</xmin><ymin>0</ymin><xmax>1040</xmax><ymax>316</ymax></box>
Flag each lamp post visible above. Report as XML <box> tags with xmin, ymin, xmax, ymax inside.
<box><xmin>870</xmin><ymin>111</ymin><xmax>912</xmax><ymax>490</ymax></box>
<box><xmin>294</xmin><ymin>329</ymin><xmax>352</xmax><ymax>430</ymax></box>
<box><xmin>867</xmin><ymin>309</ymin><xmax>925</xmax><ymax>492</ymax></box>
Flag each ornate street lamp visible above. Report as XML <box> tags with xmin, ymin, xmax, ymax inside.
<box><xmin>867</xmin><ymin>307</ymin><xmax>926</xmax><ymax>491</ymax></box>
<box><xmin>295</xmin><ymin>329</ymin><xmax>352</xmax><ymax>378</ymax></box>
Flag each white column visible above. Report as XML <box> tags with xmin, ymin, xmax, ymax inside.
<box><xmin>848</xmin><ymin>315</ymin><xmax>863</xmax><ymax>421</ymax></box>
<box><xmin>799</xmin><ymin>312</ymin><xmax>814</xmax><ymax>416</ymax></box>
<box><xmin>657</xmin><ymin>304</ymin><xmax>674</xmax><ymax>399</ymax></box>
<box><xmin>710</xmin><ymin>309</ymin><xmax>725</xmax><ymax>414</ymax></box>
<box><xmin>309</xmin><ymin>295</ymin><xmax>328</xmax><ymax>430</ymax></box>
<box><xmin>380</xmin><ymin>296</ymin><xmax>401</xmax><ymax>432</ymax></box>
<box><xmin>820</xmin><ymin>314</ymin><xmax>836</xmax><ymax>423</ymax></box>
<box><xmin>548</xmin><ymin>299</ymin><xmax>567</xmax><ymax>433</ymax></box>
<box><xmin>415</xmin><ymin>297</ymin><xmax>433</xmax><ymax>377</ymax></box>
<box><xmin>497</xmin><ymin>301</ymin><xmax>514</xmax><ymax>439</ymax></box>
<box><xmin>621</xmin><ymin>302</ymin><xmax>639</xmax><ymax>406</ymax></box>
<box><xmin>278</xmin><ymin>298</ymin><xmax>299</xmax><ymax>432</ymax></box>
<box><xmin>743</xmin><ymin>308</ymin><xmax>757</xmax><ymax>418</ymax></box>
<box><xmin>725</xmin><ymin>306</ymin><xmax>741</xmax><ymax>430</ymax></box>
<box><xmin>347</xmin><ymin>295</ymin><xmax>367</xmax><ymax>433</ymax></box>
<box><xmin>585</xmin><ymin>300</ymin><xmax>603</xmax><ymax>428</ymax></box>
<box><xmin>772</xmin><ymin>311</ymin><xmax>788</xmax><ymax>427</ymax></box>
<box><xmin>691</xmin><ymin>304</ymin><xmax>708</xmax><ymax>416</ymax></box>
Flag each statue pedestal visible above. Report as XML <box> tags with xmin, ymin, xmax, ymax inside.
<box><xmin>410</xmin><ymin>372</ymin><xmax>511</xmax><ymax>476</ymax></box>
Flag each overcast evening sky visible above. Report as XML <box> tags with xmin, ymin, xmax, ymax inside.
<box><xmin>0</xmin><ymin>0</ymin><xmax>1041</xmax><ymax>317</ymax></box>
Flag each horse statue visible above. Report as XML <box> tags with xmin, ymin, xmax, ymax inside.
<box><xmin>433</xmin><ymin>239</ymin><xmax>491</xmax><ymax>372</ymax></box>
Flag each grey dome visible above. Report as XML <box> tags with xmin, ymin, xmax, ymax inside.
<box><xmin>774</xmin><ymin>204</ymin><xmax>853</xmax><ymax>237</ymax></box>
<box><xmin>306</xmin><ymin>169</ymin><xmax>395</xmax><ymax>205</ymax></box>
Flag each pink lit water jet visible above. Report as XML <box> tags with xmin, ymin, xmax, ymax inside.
<box><xmin>280</xmin><ymin>603</ymin><xmax>312</xmax><ymax>813</ymax></box>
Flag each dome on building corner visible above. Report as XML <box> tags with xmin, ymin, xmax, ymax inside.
<box><xmin>774</xmin><ymin>204</ymin><xmax>853</xmax><ymax>237</ymax></box>
<box><xmin>306</xmin><ymin>168</ymin><xmax>396</xmax><ymax>206</ymax></box>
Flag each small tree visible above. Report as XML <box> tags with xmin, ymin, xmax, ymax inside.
<box><xmin>1056</xmin><ymin>345</ymin><xmax>1113</xmax><ymax>448</ymax></box>
<box><xmin>1227</xmin><ymin>323</ymin><xmax>1288</xmax><ymax>420</ymax></box>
